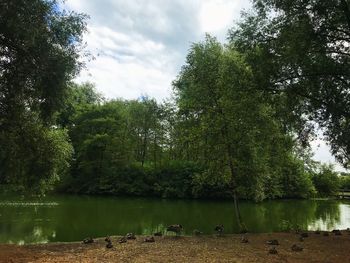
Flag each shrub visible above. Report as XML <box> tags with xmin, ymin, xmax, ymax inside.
<box><xmin>312</xmin><ymin>165</ymin><xmax>340</xmax><ymax>197</ymax></box>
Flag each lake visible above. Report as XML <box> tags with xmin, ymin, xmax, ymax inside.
<box><xmin>0</xmin><ymin>195</ymin><xmax>349</xmax><ymax>244</ymax></box>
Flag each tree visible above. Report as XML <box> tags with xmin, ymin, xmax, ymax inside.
<box><xmin>0</xmin><ymin>0</ymin><xmax>87</xmax><ymax>192</ymax></box>
<box><xmin>56</xmin><ymin>82</ymin><xmax>103</xmax><ymax>127</ymax></box>
<box><xmin>173</xmin><ymin>35</ymin><xmax>307</xmax><ymax>229</ymax></box>
<box><xmin>230</xmin><ymin>0</ymin><xmax>350</xmax><ymax>167</ymax></box>
<box><xmin>0</xmin><ymin>113</ymin><xmax>73</xmax><ymax>194</ymax></box>
<box><xmin>312</xmin><ymin>164</ymin><xmax>340</xmax><ymax>197</ymax></box>
<box><xmin>0</xmin><ymin>0</ymin><xmax>88</xmax><ymax>122</ymax></box>
<box><xmin>68</xmin><ymin>102</ymin><xmax>131</xmax><ymax>193</ymax></box>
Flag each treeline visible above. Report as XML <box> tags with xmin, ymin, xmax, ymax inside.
<box><xmin>56</xmin><ymin>82</ymin><xmax>347</xmax><ymax>201</ymax></box>
<box><xmin>1</xmin><ymin>0</ymin><xmax>350</xmax><ymax>201</ymax></box>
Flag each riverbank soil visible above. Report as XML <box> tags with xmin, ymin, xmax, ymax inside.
<box><xmin>0</xmin><ymin>231</ymin><xmax>349</xmax><ymax>263</ymax></box>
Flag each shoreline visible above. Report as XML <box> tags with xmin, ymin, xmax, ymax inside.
<box><xmin>1</xmin><ymin>231</ymin><xmax>350</xmax><ymax>263</ymax></box>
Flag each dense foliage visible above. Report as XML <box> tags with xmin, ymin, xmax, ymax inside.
<box><xmin>230</xmin><ymin>0</ymin><xmax>350</xmax><ymax>167</ymax></box>
<box><xmin>59</xmin><ymin>80</ymin><xmax>318</xmax><ymax>201</ymax></box>
<box><xmin>0</xmin><ymin>0</ymin><xmax>87</xmax><ymax>192</ymax></box>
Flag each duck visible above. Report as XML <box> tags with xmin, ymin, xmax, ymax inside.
<box><xmin>154</xmin><ymin>231</ymin><xmax>163</xmax><ymax>237</ymax></box>
<box><xmin>315</xmin><ymin>229</ymin><xmax>321</xmax><ymax>234</ymax></box>
<box><xmin>119</xmin><ymin>236</ymin><xmax>127</xmax><ymax>243</ymax></box>
<box><xmin>291</xmin><ymin>244</ymin><xmax>303</xmax><ymax>252</ymax></box>
<box><xmin>144</xmin><ymin>236</ymin><xmax>155</xmax><ymax>242</ymax></box>
<box><xmin>125</xmin><ymin>233</ymin><xmax>136</xmax><ymax>240</ymax></box>
<box><xmin>166</xmin><ymin>224</ymin><xmax>183</xmax><ymax>236</ymax></box>
<box><xmin>323</xmin><ymin>231</ymin><xmax>329</xmax><ymax>236</ymax></box>
<box><xmin>214</xmin><ymin>224</ymin><xmax>224</xmax><ymax>235</ymax></box>
<box><xmin>268</xmin><ymin>247</ymin><xmax>278</xmax><ymax>254</ymax></box>
<box><xmin>105</xmin><ymin>236</ymin><xmax>113</xmax><ymax>249</ymax></box>
<box><xmin>106</xmin><ymin>241</ymin><xmax>113</xmax><ymax>249</ymax></box>
<box><xmin>267</xmin><ymin>239</ymin><xmax>279</xmax><ymax>245</ymax></box>
<box><xmin>241</xmin><ymin>235</ymin><xmax>249</xmax><ymax>243</ymax></box>
<box><xmin>193</xmin><ymin>229</ymin><xmax>203</xmax><ymax>236</ymax></box>
<box><xmin>82</xmin><ymin>237</ymin><xmax>94</xmax><ymax>244</ymax></box>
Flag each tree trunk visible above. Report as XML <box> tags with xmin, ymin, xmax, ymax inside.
<box><xmin>141</xmin><ymin>129</ymin><xmax>148</xmax><ymax>167</ymax></box>
<box><xmin>227</xmin><ymin>156</ymin><xmax>243</xmax><ymax>231</ymax></box>
<box><xmin>216</xmin><ymin>101</ymin><xmax>245</xmax><ymax>232</ymax></box>
<box><xmin>233</xmin><ymin>190</ymin><xmax>242</xmax><ymax>229</ymax></box>
<box><xmin>153</xmin><ymin>134</ymin><xmax>157</xmax><ymax>169</ymax></box>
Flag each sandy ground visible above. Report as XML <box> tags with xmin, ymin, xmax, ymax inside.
<box><xmin>1</xmin><ymin>231</ymin><xmax>350</xmax><ymax>263</ymax></box>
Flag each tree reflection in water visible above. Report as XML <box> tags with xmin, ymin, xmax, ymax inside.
<box><xmin>0</xmin><ymin>195</ymin><xmax>349</xmax><ymax>244</ymax></box>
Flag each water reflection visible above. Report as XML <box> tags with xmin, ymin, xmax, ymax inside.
<box><xmin>0</xmin><ymin>195</ymin><xmax>349</xmax><ymax>244</ymax></box>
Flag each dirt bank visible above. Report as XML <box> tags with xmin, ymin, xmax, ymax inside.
<box><xmin>1</xmin><ymin>231</ymin><xmax>349</xmax><ymax>263</ymax></box>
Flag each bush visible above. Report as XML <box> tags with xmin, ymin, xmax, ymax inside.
<box><xmin>339</xmin><ymin>175</ymin><xmax>350</xmax><ymax>190</ymax></box>
<box><xmin>152</xmin><ymin>161</ymin><xmax>200</xmax><ymax>198</ymax></box>
<box><xmin>0</xmin><ymin>118</ymin><xmax>73</xmax><ymax>195</ymax></box>
<box><xmin>280</xmin><ymin>157</ymin><xmax>316</xmax><ymax>199</ymax></box>
<box><xmin>312</xmin><ymin>165</ymin><xmax>340</xmax><ymax>197</ymax></box>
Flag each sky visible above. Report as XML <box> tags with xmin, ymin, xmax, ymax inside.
<box><xmin>63</xmin><ymin>0</ymin><xmax>347</xmax><ymax>172</ymax></box>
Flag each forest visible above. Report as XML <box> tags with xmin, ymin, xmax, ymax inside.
<box><xmin>1</xmin><ymin>0</ymin><xmax>350</xmax><ymax>203</ymax></box>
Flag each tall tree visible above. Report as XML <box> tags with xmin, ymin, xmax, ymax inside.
<box><xmin>230</xmin><ymin>0</ymin><xmax>350</xmax><ymax>167</ymax></box>
<box><xmin>173</xmin><ymin>35</ymin><xmax>305</xmax><ymax>229</ymax></box>
<box><xmin>0</xmin><ymin>0</ymin><xmax>87</xmax><ymax>192</ymax></box>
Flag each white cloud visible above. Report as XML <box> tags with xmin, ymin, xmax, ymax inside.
<box><xmin>77</xmin><ymin>24</ymin><xmax>176</xmax><ymax>101</ymax></box>
<box><xmin>199</xmin><ymin>0</ymin><xmax>236</xmax><ymax>32</ymax></box>
<box><xmin>77</xmin><ymin>55</ymin><xmax>173</xmax><ymax>100</ymax></box>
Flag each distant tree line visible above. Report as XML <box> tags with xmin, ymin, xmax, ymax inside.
<box><xmin>54</xmin><ymin>82</ymin><xmax>349</xmax><ymax>202</ymax></box>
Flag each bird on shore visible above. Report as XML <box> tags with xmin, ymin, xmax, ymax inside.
<box><xmin>215</xmin><ymin>224</ymin><xmax>224</xmax><ymax>236</ymax></box>
<box><xmin>144</xmin><ymin>236</ymin><xmax>155</xmax><ymax>242</ymax></box>
<box><xmin>268</xmin><ymin>247</ymin><xmax>278</xmax><ymax>254</ymax></box>
<box><xmin>267</xmin><ymin>239</ymin><xmax>279</xmax><ymax>246</ymax></box>
<box><xmin>105</xmin><ymin>236</ymin><xmax>113</xmax><ymax>249</ymax></box>
<box><xmin>299</xmin><ymin>236</ymin><xmax>304</xmax><ymax>242</ymax></box>
<box><xmin>82</xmin><ymin>237</ymin><xmax>94</xmax><ymax>244</ymax></box>
<box><xmin>119</xmin><ymin>236</ymin><xmax>127</xmax><ymax>243</ymax></box>
<box><xmin>193</xmin><ymin>229</ymin><xmax>203</xmax><ymax>236</ymax></box>
<box><xmin>291</xmin><ymin>244</ymin><xmax>303</xmax><ymax>252</ymax></box>
<box><xmin>166</xmin><ymin>224</ymin><xmax>183</xmax><ymax>236</ymax></box>
<box><xmin>323</xmin><ymin>231</ymin><xmax>329</xmax><ymax>236</ymax></box>
<box><xmin>106</xmin><ymin>241</ymin><xmax>113</xmax><ymax>249</ymax></box>
<box><xmin>241</xmin><ymin>235</ymin><xmax>249</xmax><ymax>243</ymax></box>
<box><xmin>125</xmin><ymin>233</ymin><xmax>136</xmax><ymax>240</ymax></box>
<box><xmin>154</xmin><ymin>231</ymin><xmax>163</xmax><ymax>237</ymax></box>
<box><xmin>315</xmin><ymin>230</ymin><xmax>321</xmax><ymax>235</ymax></box>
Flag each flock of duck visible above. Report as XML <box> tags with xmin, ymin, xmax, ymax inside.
<box><xmin>82</xmin><ymin>224</ymin><xmax>350</xmax><ymax>254</ymax></box>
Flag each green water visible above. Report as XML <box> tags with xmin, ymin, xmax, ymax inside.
<box><xmin>0</xmin><ymin>195</ymin><xmax>349</xmax><ymax>244</ymax></box>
